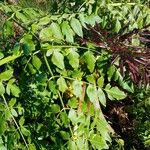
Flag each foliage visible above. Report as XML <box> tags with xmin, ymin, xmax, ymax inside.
<box><xmin>0</xmin><ymin>0</ymin><xmax>150</xmax><ymax>149</ymax></box>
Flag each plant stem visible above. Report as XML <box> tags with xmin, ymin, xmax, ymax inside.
<box><xmin>1</xmin><ymin>94</ymin><xmax>29</xmax><ymax>150</ymax></box>
<box><xmin>43</xmin><ymin>53</ymin><xmax>74</xmax><ymax>136</ymax></box>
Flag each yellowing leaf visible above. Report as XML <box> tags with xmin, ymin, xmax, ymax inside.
<box><xmin>57</xmin><ymin>77</ymin><xmax>67</xmax><ymax>93</ymax></box>
<box><xmin>39</xmin><ymin>27</ymin><xmax>53</xmax><ymax>41</ymax></box>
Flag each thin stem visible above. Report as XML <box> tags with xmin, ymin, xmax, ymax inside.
<box><xmin>43</xmin><ymin>53</ymin><xmax>74</xmax><ymax>136</ymax></box>
<box><xmin>43</xmin><ymin>54</ymin><xmax>53</xmax><ymax>76</ymax></box>
<box><xmin>1</xmin><ymin>94</ymin><xmax>29</xmax><ymax>150</ymax></box>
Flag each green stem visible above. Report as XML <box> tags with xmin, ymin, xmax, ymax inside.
<box><xmin>43</xmin><ymin>54</ymin><xmax>53</xmax><ymax>76</ymax></box>
<box><xmin>0</xmin><ymin>52</ymin><xmax>22</xmax><ymax>66</ymax></box>
<box><xmin>44</xmin><ymin>45</ymin><xmax>103</xmax><ymax>55</ymax></box>
<box><xmin>1</xmin><ymin>94</ymin><xmax>29</xmax><ymax>150</ymax></box>
<box><xmin>43</xmin><ymin>53</ymin><xmax>74</xmax><ymax>136</ymax></box>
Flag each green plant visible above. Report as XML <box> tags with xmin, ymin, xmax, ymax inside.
<box><xmin>0</xmin><ymin>1</ymin><xmax>149</xmax><ymax>149</ymax></box>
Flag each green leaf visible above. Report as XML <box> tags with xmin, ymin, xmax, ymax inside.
<box><xmin>70</xmin><ymin>18</ymin><xmax>83</xmax><ymax>37</ymax></box>
<box><xmin>115</xmin><ymin>19</ymin><xmax>121</xmax><ymax>33</ymax></box>
<box><xmin>96</xmin><ymin>119</ymin><xmax>111</xmax><ymax>142</ymax></box>
<box><xmin>85</xmin><ymin>14</ymin><xmax>101</xmax><ymax>26</ymax></box>
<box><xmin>86</xmin><ymin>85</ymin><xmax>97</xmax><ymax>103</ymax></box>
<box><xmin>97</xmin><ymin>76</ymin><xmax>104</xmax><ymax>88</ymax></box>
<box><xmin>60</xmin><ymin>131</ymin><xmax>70</xmax><ymax>140</ymax></box>
<box><xmin>97</xmin><ymin>88</ymin><xmax>106</xmax><ymax>107</ymax></box>
<box><xmin>10</xmin><ymin>84</ymin><xmax>21</xmax><ymax>97</ymax></box>
<box><xmin>50</xmin><ymin>22</ymin><xmax>64</xmax><ymax>40</ymax></box>
<box><xmin>105</xmin><ymin>85</ymin><xmax>127</xmax><ymax>100</ymax></box>
<box><xmin>60</xmin><ymin>112</ymin><xmax>69</xmax><ymax>126</ymax></box>
<box><xmin>16</xmin><ymin>11</ymin><xmax>28</xmax><ymax>23</ymax></box>
<box><xmin>83</xmin><ymin>51</ymin><xmax>96</xmax><ymax>73</ymax></box>
<box><xmin>19</xmin><ymin>116</ymin><xmax>25</xmax><ymax>126</ymax></box>
<box><xmin>32</xmin><ymin>55</ymin><xmax>42</xmax><ymax>70</ymax></box>
<box><xmin>76</xmin><ymin>137</ymin><xmax>88</xmax><ymax>150</ymax></box>
<box><xmin>52</xmin><ymin>51</ymin><xmax>65</xmax><ymax>69</ymax></box>
<box><xmin>79</xmin><ymin>13</ymin><xmax>87</xmax><ymax>28</ymax></box>
<box><xmin>72</xmin><ymin>80</ymin><xmax>82</xmax><ymax>99</ymax></box>
<box><xmin>48</xmin><ymin>81</ymin><xmax>58</xmax><ymax>94</ymax></box>
<box><xmin>0</xmin><ymin>82</ymin><xmax>5</xmax><ymax>95</ymax></box>
<box><xmin>0</xmin><ymin>117</ymin><xmax>6</xmax><ymax>135</ymax></box>
<box><xmin>0</xmin><ymin>52</ymin><xmax>4</xmax><ymax>60</ymax></box>
<box><xmin>68</xmin><ymin>109</ymin><xmax>77</xmax><ymax>124</ymax></box>
<box><xmin>3</xmin><ymin>20</ymin><xmax>14</xmax><ymax>37</ymax></box>
<box><xmin>61</xmin><ymin>21</ymin><xmax>74</xmax><ymax>43</ymax></box>
<box><xmin>38</xmin><ymin>16</ymin><xmax>51</xmax><ymax>26</ymax></box>
<box><xmin>0</xmin><ymin>137</ymin><xmax>8</xmax><ymax>150</ymax></box>
<box><xmin>67</xmin><ymin>49</ymin><xmax>79</xmax><ymax>69</ymax></box>
<box><xmin>20</xmin><ymin>34</ymin><xmax>35</xmax><ymax>53</ymax></box>
<box><xmin>57</xmin><ymin>77</ymin><xmax>67</xmax><ymax>93</ymax></box>
<box><xmin>11</xmin><ymin>108</ymin><xmax>18</xmax><ymax>117</ymax></box>
<box><xmin>68</xmin><ymin>97</ymin><xmax>78</xmax><ymax>108</ymax></box>
<box><xmin>86</xmin><ymin>74</ymin><xmax>95</xmax><ymax>84</ymax></box>
<box><xmin>39</xmin><ymin>27</ymin><xmax>53</xmax><ymax>41</ymax></box>
<box><xmin>90</xmin><ymin>134</ymin><xmax>108</xmax><ymax>150</ymax></box>
<box><xmin>9</xmin><ymin>98</ymin><xmax>16</xmax><ymax>107</ymax></box>
<box><xmin>21</xmin><ymin>127</ymin><xmax>30</xmax><ymax>136</ymax></box>
<box><xmin>0</xmin><ymin>70</ymin><xmax>13</xmax><ymax>81</ymax></box>
<box><xmin>27</xmin><ymin>63</ymin><xmax>36</xmax><ymax>74</ymax></box>
<box><xmin>68</xmin><ymin>140</ymin><xmax>77</xmax><ymax>150</ymax></box>
<box><xmin>51</xmin><ymin>104</ymin><xmax>60</xmax><ymax>113</ymax></box>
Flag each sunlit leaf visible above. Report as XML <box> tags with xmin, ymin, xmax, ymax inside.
<box><xmin>70</xmin><ymin>18</ymin><xmax>83</xmax><ymax>37</ymax></box>
<box><xmin>52</xmin><ymin>51</ymin><xmax>65</xmax><ymax>69</ymax></box>
<box><xmin>97</xmin><ymin>76</ymin><xmax>104</xmax><ymax>88</ymax></box>
<box><xmin>19</xmin><ymin>116</ymin><xmax>25</xmax><ymax>126</ymax></box>
<box><xmin>50</xmin><ymin>22</ymin><xmax>64</xmax><ymax>40</ymax></box>
<box><xmin>0</xmin><ymin>82</ymin><xmax>5</xmax><ymax>95</ymax></box>
<box><xmin>68</xmin><ymin>109</ymin><xmax>77</xmax><ymax>124</ymax></box>
<box><xmin>9</xmin><ymin>98</ymin><xmax>16</xmax><ymax>107</ymax></box>
<box><xmin>32</xmin><ymin>55</ymin><xmax>42</xmax><ymax>70</ymax></box>
<box><xmin>39</xmin><ymin>27</ymin><xmax>53</xmax><ymax>41</ymax></box>
<box><xmin>57</xmin><ymin>77</ymin><xmax>67</xmax><ymax>93</ymax></box>
<box><xmin>86</xmin><ymin>84</ymin><xmax>97</xmax><ymax>103</ymax></box>
<box><xmin>115</xmin><ymin>19</ymin><xmax>121</xmax><ymax>33</ymax></box>
<box><xmin>105</xmin><ymin>85</ymin><xmax>127</xmax><ymax>100</ymax></box>
<box><xmin>90</xmin><ymin>134</ymin><xmax>109</xmax><ymax>150</ymax></box>
<box><xmin>72</xmin><ymin>80</ymin><xmax>82</xmax><ymax>99</ymax></box>
<box><xmin>61</xmin><ymin>21</ymin><xmax>74</xmax><ymax>43</ymax></box>
<box><xmin>67</xmin><ymin>49</ymin><xmax>79</xmax><ymax>69</ymax></box>
<box><xmin>83</xmin><ymin>51</ymin><xmax>96</xmax><ymax>73</ymax></box>
<box><xmin>0</xmin><ymin>70</ymin><xmax>13</xmax><ymax>81</ymax></box>
<box><xmin>97</xmin><ymin>88</ymin><xmax>106</xmax><ymax>107</ymax></box>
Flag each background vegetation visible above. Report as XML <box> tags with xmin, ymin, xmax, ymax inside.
<box><xmin>0</xmin><ymin>0</ymin><xmax>150</xmax><ymax>149</ymax></box>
